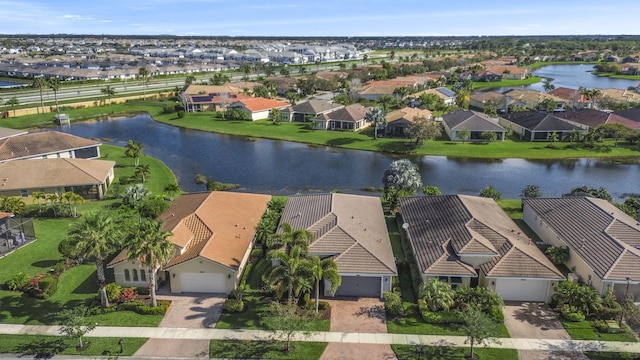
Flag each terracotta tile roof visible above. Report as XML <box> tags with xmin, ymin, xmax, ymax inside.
<box><xmin>0</xmin><ymin>131</ymin><xmax>100</xmax><ymax>162</ymax></box>
<box><xmin>0</xmin><ymin>158</ymin><xmax>114</xmax><ymax>191</ymax></box>
<box><xmin>0</xmin><ymin>212</ymin><xmax>13</xmax><ymax>220</ymax></box>
<box><xmin>279</xmin><ymin>193</ymin><xmax>397</xmax><ymax>275</ymax></box>
<box><xmin>233</xmin><ymin>97</ymin><xmax>290</xmax><ymax>112</ymax></box>
<box><xmin>399</xmin><ymin>195</ymin><xmax>563</xmax><ymax>280</ymax></box>
<box><xmin>524</xmin><ymin>197</ymin><xmax>640</xmax><ymax>281</ymax></box>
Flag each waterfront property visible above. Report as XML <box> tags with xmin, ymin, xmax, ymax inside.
<box><xmin>499</xmin><ymin>111</ymin><xmax>585</xmax><ymax>141</ymax></box>
<box><xmin>108</xmin><ymin>191</ymin><xmax>270</xmax><ymax>294</ymax></box>
<box><xmin>399</xmin><ymin>195</ymin><xmax>564</xmax><ymax>303</ymax></box>
<box><xmin>312</xmin><ymin>104</ymin><xmax>370</xmax><ymax>131</ymax></box>
<box><xmin>442</xmin><ymin>110</ymin><xmax>506</xmax><ymax>141</ymax></box>
<box><xmin>555</xmin><ymin>109</ymin><xmax>640</xmax><ymax>130</ymax></box>
<box><xmin>385</xmin><ymin>107</ymin><xmax>433</xmax><ymax>137</ymax></box>
<box><xmin>0</xmin><ymin>130</ymin><xmax>101</xmax><ymax>163</ymax></box>
<box><xmin>0</xmin><ymin>158</ymin><xmax>115</xmax><ymax>200</ymax></box>
<box><xmin>282</xmin><ymin>99</ymin><xmax>344</xmax><ymax>122</ymax></box>
<box><xmin>228</xmin><ymin>97</ymin><xmax>291</xmax><ymax>121</ymax></box>
<box><xmin>523</xmin><ymin>197</ymin><xmax>640</xmax><ymax>300</ymax></box>
<box><xmin>278</xmin><ymin>193</ymin><xmax>397</xmax><ymax>298</ymax></box>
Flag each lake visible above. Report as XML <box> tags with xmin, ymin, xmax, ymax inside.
<box><xmin>57</xmin><ymin>114</ymin><xmax>640</xmax><ymax>201</ymax></box>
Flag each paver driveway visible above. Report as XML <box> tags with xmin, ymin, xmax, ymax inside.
<box><xmin>320</xmin><ymin>298</ymin><xmax>397</xmax><ymax>360</ymax></box>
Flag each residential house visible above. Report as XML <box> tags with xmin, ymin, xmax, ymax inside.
<box><xmin>312</xmin><ymin>104</ymin><xmax>370</xmax><ymax>131</ymax></box>
<box><xmin>549</xmin><ymin>87</ymin><xmax>591</xmax><ymax>109</ymax></box>
<box><xmin>407</xmin><ymin>87</ymin><xmax>456</xmax><ymax>107</ymax></box>
<box><xmin>385</xmin><ymin>107</ymin><xmax>433</xmax><ymax>137</ymax></box>
<box><xmin>523</xmin><ymin>197</ymin><xmax>640</xmax><ymax>300</ymax></box>
<box><xmin>441</xmin><ymin>110</ymin><xmax>506</xmax><ymax>141</ymax></box>
<box><xmin>614</xmin><ymin>108</ymin><xmax>640</xmax><ymax>122</ymax></box>
<box><xmin>179</xmin><ymin>84</ymin><xmax>251</xmax><ymax>112</ymax></box>
<box><xmin>502</xmin><ymin>89</ymin><xmax>567</xmax><ymax>111</ymax></box>
<box><xmin>555</xmin><ymin>109</ymin><xmax>640</xmax><ymax>131</ymax></box>
<box><xmin>499</xmin><ymin>111</ymin><xmax>585</xmax><ymax>141</ymax></box>
<box><xmin>108</xmin><ymin>192</ymin><xmax>271</xmax><ymax>293</ymax></box>
<box><xmin>0</xmin><ymin>158</ymin><xmax>115</xmax><ymax>200</ymax></box>
<box><xmin>0</xmin><ymin>131</ymin><xmax>101</xmax><ymax>163</ymax></box>
<box><xmin>0</xmin><ymin>212</ymin><xmax>36</xmax><ymax>256</ymax></box>
<box><xmin>282</xmin><ymin>100</ymin><xmax>344</xmax><ymax>123</ymax></box>
<box><xmin>228</xmin><ymin>97</ymin><xmax>291</xmax><ymax>121</ymax></box>
<box><xmin>265</xmin><ymin>76</ymin><xmax>298</xmax><ymax>96</ymax></box>
<box><xmin>0</xmin><ymin>127</ymin><xmax>27</xmax><ymax>140</ymax></box>
<box><xmin>469</xmin><ymin>92</ymin><xmax>508</xmax><ymax>112</ymax></box>
<box><xmin>358</xmin><ymin>80</ymin><xmax>416</xmax><ymax>101</ymax></box>
<box><xmin>597</xmin><ymin>88</ymin><xmax>640</xmax><ymax>105</ymax></box>
<box><xmin>399</xmin><ymin>195</ymin><xmax>563</xmax><ymax>302</ymax></box>
<box><xmin>278</xmin><ymin>193</ymin><xmax>397</xmax><ymax>298</ymax></box>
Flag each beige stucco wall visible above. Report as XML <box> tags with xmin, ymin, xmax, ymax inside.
<box><xmin>111</xmin><ymin>259</ymin><xmax>154</xmax><ymax>288</ymax></box>
<box><xmin>167</xmin><ymin>257</ymin><xmax>237</xmax><ymax>294</ymax></box>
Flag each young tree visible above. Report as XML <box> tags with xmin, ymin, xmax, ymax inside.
<box><xmin>126</xmin><ymin>219</ymin><xmax>174</xmax><ymax>307</ymax></box>
<box><xmin>68</xmin><ymin>212</ymin><xmax>119</xmax><ymax>308</ymax></box>
<box><xmin>457</xmin><ymin>128</ymin><xmax>470</xmax><ymax>143</ymax></box>
<box><xmin>135</xmin><ymin>164</ymin><xmax>151</xmax><ymax>183</ymax></box>
<box><xmin>419</xmin><ymin>279</ymin><xmax>455</xmax><ymax>312</ymax></box>
<box><xmin>521</xmin><ymin>185</ymin><xmax>542</xmax><ymax>199</ymax></box>
<box><xmin>62</xmin><ymin>191</ymin><xmax>84</xmax><ymax>217</ymax></box>
<box><xmin>461</xmin><ymin>306</ymin><xmax>500</xmax><ymax>360</ymax></box>
<box><xmin>307</xmin><ymin>255</ymin><xmax>341</xmax><ymax>313</ymax></box>
<box><xmin>267</xmin><ymin>300</ymin><xmax>313</xmax><ymax>353</ymax></box>
<box><xmin>125</xmin><ymin>139</ymin><xmax>144</xmax><ymax>166</ymax></box>
<box><xmin>365</xmin><ymin>106</ymin><xmax>386</xmax><ymax>139</ymax></box>
<box><xmin>406</xmin><ymin>115</ymin><xmax>442</xmax><ymax>145</ymax></box>
<box><xmin>57</xmin><ymin>305</ymin><xmax>96</xmax><ymax>349</ymax></box>
<box><xmin>267</xmin><ymin>245</ymin><xmax>311</xmax><ymax>302</ymax></box>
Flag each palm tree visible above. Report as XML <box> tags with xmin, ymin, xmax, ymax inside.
<box><xmin>0</xmin><ymin>196</ymin><xmax>26</xmax><ymax>216</ymax></box>
<box><xmin>419</xmin><ymin>279</ymin><xmax>455</xmax><ymax>312</ymax></box>
<box><xmin>32</xmin><ymin>77</ymin><xmax>47</xmax><ymax>113</ymax></box>
<box><xmin>268</xmin><ymin>222</ymin><xmax>313</xmax><ymax>252</ymax></box>
<box><xmin>267</xmin><ymin>245</ymin><xmax>311</xmax><ymax>302</ymax></box>
<box><xmin>542</xmin><ymin>78</ymin><xmax>555</xmax><ymax>92</ymax></box>
<box><xmin>365</xmin><ymin>107</ymin><xmax>386</xmax><ymax>140</ymax></box>
<box><xmin>135</xmin><ymin>164</ymin><xmax>151</xmax><ymax>183</ymax></box>
<box><xmin>377</xmin><ymin>94</ymin><xmax>395</xmax><ymax>113</ymax></box>
<box><xmin>62</xmin><ymin>191</ymin><xmax>84</xmax><ymax>217</ymax></box>
<box><xmin>162</xmin><ymin>183</ymin><xmax>180</xmax><ymax>201</ymax></box>
<box><xmin>100</xmin><ymin>85</ymin><xmax>116</xmax><ymax>105</ymax></box>
<box><xmin>46</xmin><ymin>193</ymin><xmax>61</xmax><ymax>217</ymax></box>
<box><xmin>455</xmin><ymin>89</ymin><xmax>470</xmax><ymax>110</ymax></box>
<box><xmin>125</xmin><ymin>139</ymin><xmax>144</xmax><ymax>166</ymax></box>
<box><xmin>307</xmin><ymin>255</ymin><xmax>341</xmax><ymax>313</ymax></box>
<box><xmin>240</xmin><ymin>64</ymin><xmax>252</xmax><ymax>80</ymax></box>
<box><xmin>127</xmin><ymin>219</ymin><xmax>174</xmax><ymax>307</ymax></box>
<box><xmin>549</xmin><ymin>131</ymin><xmax>559</xmax><ymax>143</ymax></box>
<box><xmin>68</xmin><ymin>212</ymin><xmax>119</xmax><ymax>308</ymax></box>
<box><xmin>5</xmin><ymin>97</ymin><xmax>19</xmax><ymax>117</ymax></box>
<box><xmin>138</xmin><ymin>67</ymin><xmax>150</xmax><ymax>100</ymax></box>
<box><xmin>31</xmin><ymin>191</ymin><xmax>46</xmax><ymax>213</ymax></box>
<box><xmin>588</xmin><ymin>89</ymin><xmax>601</xmax><ymax>109</ymax></box>
<box><xmin>47</xmin><ymin>78</ymin><xmax>61</xmax><ymax>113</ymax></box>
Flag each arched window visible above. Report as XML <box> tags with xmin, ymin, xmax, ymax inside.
<box><xmin>140</xmin><ymin>269</ymin><xmax>146</xmax><ymax>282</ymax></box>
<box><xmin>133</xmin><ymin>269</ymin><xmax>139</xmax><ymax>282</ymax></box>
<box><xmin>124</xmin><ymin>269</ymin><xmax>130</xmax><ymax>282</ymax></box>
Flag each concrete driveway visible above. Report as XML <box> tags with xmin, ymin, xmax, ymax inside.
<box><xmin>320</xmin><ymin>298</ymin><xmax>397</xmax><ymax>360</ymax></box>
<box><xmin>503</xmin><ymin>302</ymin><xmax>586</xmax><ymax>360</ymax></box>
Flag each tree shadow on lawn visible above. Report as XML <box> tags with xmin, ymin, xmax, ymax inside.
<box><xmin>14</xmin><ymin>338</ymin><xmax>67</xmax><ymax>359</ymax></box>
<box><xmin>374</xmin><ymin>140</ymin><xmax>417</xmax><ymax>154</ymax></box>
<box><xmin>0</xmin><ymin>292</ymin><xmax>66</xmax><ymax>324</ymax></box>
<box><xmin>31</xmin><ymin>260</ymin><xmax>59</xmax><ymax>269</ymax></box>
<box><xmin>326</xmin><ymin>138</ymin><xmax>364</xmax><ymax>147</ymax></box>
<box><xmin>72</xmin><ymin>269</ymin><xmax>99</xmax><ymax>295</ymax></box>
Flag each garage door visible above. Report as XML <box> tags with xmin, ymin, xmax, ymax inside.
<box><xmin>334</xmin><ymin>276</ymin><xmax>381</xmax><ymax>298</ymax></box>
<box><xmin>179</xmin><ymin>273</ymin><xmax>226</xmax><ymax>293</ymax></box>
<box><xmin>495</xmin><ymin>278</ymin><xmax>549</xmax><ymax>302</ymax></box>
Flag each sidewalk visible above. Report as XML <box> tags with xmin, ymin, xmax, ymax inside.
<box><xmin>1</xmin><ymin>323</ymin><xmax>640</xmax><ymax>354</ymax></box>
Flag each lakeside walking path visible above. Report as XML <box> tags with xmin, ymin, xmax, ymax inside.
<box><xmin>1</xmin><ymin>323</ymin><xmax>640</xmax><ymax>354</ymax></box>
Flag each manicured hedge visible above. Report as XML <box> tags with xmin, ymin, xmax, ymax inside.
<box><xmin>223</xmin><ymin>299</ymin><xmax>245</xmax><ymax>313</ymax></box>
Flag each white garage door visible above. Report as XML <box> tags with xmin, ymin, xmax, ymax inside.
<box><xmin>495</xmin><ymin>278</ymin><xmax>549</xmax><ymax>302</ymax></box>
<box><xmin>179</xmin><ymin>273</ymin><xmax>226</xmax><ymax>293</ymax></box>
<box><xmin>334</xmin><ymin>276</ymin><xmax>381</xmax><ymax>298</ymax></box>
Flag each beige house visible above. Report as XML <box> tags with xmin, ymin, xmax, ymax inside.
<box><xmin>312</xmin><ymin>104</ymin><xmax>370</xmax><ymax>131</ymax></box>
<box><xmin>399</xmin><ymin>195</ymin><xmax>564</xmax><ymax>303</ymax></box>
<box><xmin>278</xmin><ymin>193</ymin><xmax>397</xmax><ymax>298</ymax></box>
<box><xmin>228</xmin><ymin>97</ymin><xmax>291</xmax><ymax>121</ymax></box>
<box><xmin>0</xmin><ymin>158</ymin><xmax>115</xmax><ymax>200</ymax></box>
<box><xmin>108</xmin><ymin>191</ymin><xmax>270</xmax><ymax>294</ymax></box>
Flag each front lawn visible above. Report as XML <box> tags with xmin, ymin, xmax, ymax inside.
<box><xmin>210</xmin><ymin>340</ymin><xmax>327</xmax><ymax>360</ymax></box>
<box><xmin>561</xmin><ymin>319</ymin><xmax>637</xmax><ymax>342</ymax></box>
<box><xmin>0</xmin><ymin>334</ymin><xmax>147</xmax><ymax>357</ymax></box>
<box><xmin>392</xmin><ymin>344</ymin><xmax>518</xmax><ymax>360</ymax></box>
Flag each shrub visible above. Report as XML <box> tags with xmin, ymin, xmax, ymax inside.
<box><xmin>137</xmin><ymin>197</ymin><xmax>170</xmax><ymax>219</ymax></box>
<box><xmin>121</xmin><ymin>288</ymin><xmax>137</xmax><ymax>303</ymax></box>
<box><xmin>105</xmin><ymin>282</ymin><xmax>123</xmax><ymax>303</ymax></box>
<box><xmin>301</xmin><ymin>293</ymin><xmax>312</xmax><ymax>308</ymax></box>
<box><xmin>597</xmin><ymin>304</ymin><xmax>623</xmax><ymax>321</ymax></box>
<box><xmin>562</xmin><ymin>311</ymin><xmax>586</xmax><ymax>322</ymax></box>
<box><xmin>5</xmin><ymin>272</ymin><xmax>29</xmax><ymax>291</ymax></box>
<box><xmin>383</xmin><ymin>291</ymin><xmax>404</xmax><ymax>316</ymax></box>
<box><xmin>177</xmin><ymin>110</ymin><xmax>186</xmax><ymax>118</ymax></box>
<box><xmin>317</xmin><ymin>301</ymin><xmax>330</xmax><ymax>311</ymax></box>
<box><xmin>479</xmin><ymin>185</ymin><xmax>502</xmax><ymax>201</ymax></box>
<box><xmin>490</xmin><ymin>306</ymin><xmax>504</xmax><ymax>321</ymax></box>
<box><xmin>119</xmin><ymin>300</ymin><xmax>170</xmax><ymax>315</ymax></box>
<box><xmin>26</xmin><ymin>275</ymin><xmax>57</xmax><ymax>299</ymax></box>
<box><xmin>136</xmin><ymin>287</ymin><xmax>150</xmax><ymax>295</ymax></box>
<box><xmin>594</xmin><ymin>319</ymin><xmax>608</xmax><ymax>332</ymax></box>
<box><xmin>250</xmin><ymin>248</ymin><xmax>264</xmax><ymax>264</ymax></box>
<box><xmin>240</xmin><ymin>263</ymin><xmax>253</xmax><ymax>290</ymax></box>
<box><xmin>223</xmin><ymin>299</ymin><xmax>245</xmax><ymax>313</ymax></box>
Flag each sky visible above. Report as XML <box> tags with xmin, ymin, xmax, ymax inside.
<box><xmin>0</xmin><ymin>0</ymin><xmax>638</xmax><ymax>37</ymax></box>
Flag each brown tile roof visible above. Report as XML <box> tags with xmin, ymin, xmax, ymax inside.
<box><xmin>524</xmin><ymin>197</ymin><xmax>640</xmax><ymax>281</ymax></box>
<box><xmin>233</xmin><ymin>97</ymin><xmax>290</xmax><ymax>112</ymax></box>
<box><xmin>399</xmin><ymin>195</ymin><xmax>563</xmax><ymax>280</ymax></box>
<box><xmin>386</xmin><ymin>107</ymin><xmax>433</xmax><ymax>124</ymax></box>
<box><xmin>323</xmin><ymin>104</ymin><xmax>368</xmax><ymax>122</ymax></box>
<box><xmin>556</xmin><ymin>110</ymin><xmax>640</xmax><ymax>129</ymax></box>
<box><xmin>0</xmin><ymin>131</ymin><xmax>100</xmax><ymax>162</ymax></box>
<box><xmin>279</xmin><ymin>193</ymin><xmax>397</xmax><ymax>275</ymax></box>
<box><xmin>0</xmin><ymin>127</ymin><xmax>27</xmax><ymax>141</ymax></box>
<box><xmin>0</xmin><ymin>158</ymin><xmax>114</xmax><ymax>190</ymax></box>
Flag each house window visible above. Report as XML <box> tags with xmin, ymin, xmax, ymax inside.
<box><xmin>42</xmin><ymin>155</ymin><xmax>47</xmax><ymax>159</ymax></box>
<box><xmin>438</xmin><ymin>276</ymin><xmax>448</xmax><ymax>282</ymax></box>
<box><xmin>132</xmin><ymin>269</ymin><xmax>139</xmax><ymax>282</ymax></box>
<box><xmin>57</xmin><ymin>153</ymin><xmax>61</xmax><ymax>158</ymax></box>
<box><xmin>124</xmin><ymin>269</ymin><xmax>131</xmax><ymax>281</ymax></box>
<box><xmin>20</xmin><ymin>190</ymin><xmax>28</xmax><ymax>197</ymax></box>
<box><xmin>140</xmin><ymin>270</ymin><xmax>146</xmax><ymax>282</ymax></box>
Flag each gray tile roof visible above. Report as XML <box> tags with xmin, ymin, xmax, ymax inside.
<box><xmin>292</xmin><ymin>100</ymin><xmax>343</xmax><ymax>115</ymax></box>
<box><xmin>442</xmin><ymin>110</ymin><xmax>505</xmax><ymax>132</ymax></box>
<box><xmin>0</xmin><ymin>131</ymin><xmax>100</xmax><ymax>161</ymax></box>
<box><xmin>524</xmin><ymin>197</ymin><xmax>640</xmax><ymax>281</ymax></box>
<box><xmin>279</xmin><ymin>193</ymin><xmax>397</xmax><ymax>275</ymax></box>
<box><xmin>504</xmin><ymin>112</ymin><xmax>583</xmax><ymax>131</ymax></box>
<box><xmin>399</xmin><ymin>195</ymin><xmax>563</xmax><ymax>279</ymax></box>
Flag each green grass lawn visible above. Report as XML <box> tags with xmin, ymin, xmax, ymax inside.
<box><xmin>561</xmin><ymin>319</ymin><xmax>637</xmax><ymax>342</ymax></box>
<box><xmin>392</xmin><ymin>344</ymin><xmax>518</xmax><ymax>360</ymax></box>
<box><xmin>584</xmin><ymin>351</ymin><xmax>640</xmax><ymax>360</ymax></box>
<box><xmin>0</xmin><ymin>334</ymin><xmax>147</xmax><ymax>357</ymax></box>
<box><xmin>210</xmin><ymin>340</ymin><xmax>327</xmax><ymax>360</ymax></box>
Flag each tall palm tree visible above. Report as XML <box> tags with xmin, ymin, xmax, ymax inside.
<box><xmin>377</xmin><ymin>94</ymin><xmax>395</xmax><ymax>113</ymax></box>
<box><xmin>365</xmin><ymin>106</ymin><xmax>386</xmax><ymax>140</ymax></box>
<box><xmin>68</xmin><ymin>212</ymin><xmax>119</xmax><ymax>308</ymax></box>
<box><xmin>5</xmin><ymin>97</ymin><xmax>19</xmax><ymax>117</ymax></box>
<box><xmin>0</xmin><ymin>196</ymin><xmax>26</xmax><ymax>216</ymax></box>
<box><xmin>267</xmin><ymin>245</ymin><xmax>311</xmax><ymax>302</ymax></box>
<box><xmin>306</xmin><ymin>255</ymin><xmax>341</xmax><ymax>313</ymax></box>
<box><xmin>455</xmin><ymin>89</ymin><xmax>470</xmax><ymax>110</ymax></box>
<box><xmin>135</xmin><ymin>164</ymin><xmax>151</xmax><ymax>183</ymax></box>
<box><xmin>125</xmin><ymin>139</ymin><xmax>144</xmax><ymax>166</ymax></box>
<box><xmin>62</xmin><ymin>191</ymin><xmax>84</xmax><ymax>218</ymax></box>
<box><xmin>47</xmin><ymin>78</ymin><xmax>61</xmax><ymax>113</ymax></box>
<box><xmin>138</xmin><ymin>67</ymin><xmax>150</xmax><ymax>100</ymax></box>
<box><xmin>32</xmin><ymin>77</ymin><xmax>47</xmax><ymax>113</ymax></box>
<box><xmin>100</xmin><ymin>85</ymin><xmax>116</xmax><ymax>105</ymax></box>
<box><xmin>542</xmin><ymin>78</ymin><xmax>555</xmax><ymax>92</ymax></box>
<box><xmin>127</xmin><ymin>219</ymin><xmax>174</xmax><ymax>307</ymax></box>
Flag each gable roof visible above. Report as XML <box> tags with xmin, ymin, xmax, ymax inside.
<box><xmin>442</xmin><ymin>110</ymin><xmax>505</xmax><ymax>132</ymax></box>
<box><xmin>399</xmin><ymin>195</ymin><xmax>563</xmax><ymax>280</ymax></box>
<box><xmin>0</xmin><ymin>158</ymin><xmax>114</xmax><ymax>190</ymax></box>
<box><xmin>321</xmin><ymin>104</ymin><xmax>368</xmax><ymax>122</ymax></box>
<box><xmin>0</xmin><ymin>131</ymin><xmax>101</xmax><ymax>162</ymax></box>
<box><xmin>278</xmin><ymin>193</ymin><xmax>397</xmax><ymax>275</ymax></box>
<box><xmin>556</xmin><ymin>109</ymin><xmax>640</xmax><ymax>129</ymax></box>
<box><xmin>291</xmin><ymin>100</ymin><xmax>343</xmax><ymax>115</ymax></box>
<box><xmin>504</xmin><ymin>111</ymin><xmax>583</xmax><ymax>131</ymax></box>
<box><xmin>524</xmin><ymin>197</ymin><xmax>640</xmax><ymax>281</ymax></box>
<box><xmin>231</xmin><ymin>97</ymin><xmax>290</xmax><ymax>112</ymax></box>
<box><xmin>386</xmin><ymin>107</ymin><xmax>433</xmax><ymax>124</ymax></box>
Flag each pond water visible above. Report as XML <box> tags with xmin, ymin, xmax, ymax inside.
<box><xmin>57</xmin><ymin>114</ymin><xmax>640</xmax><ymax>201</ymax></box>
